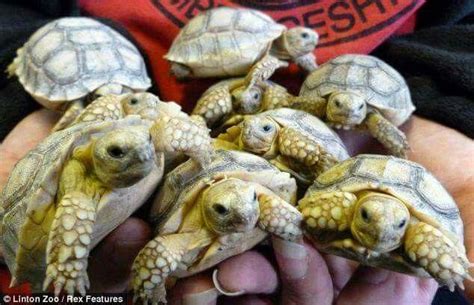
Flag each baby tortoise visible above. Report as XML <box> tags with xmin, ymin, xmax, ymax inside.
<box><xmin>7</xmin><ymin>17</ymin><xmax>151</xmax><ymax>131</ymax></box>
<box><xmin>132</xmin><ymin>150</ymin><xmax>301</xmax><ymax>304</ymax></box>
<box><xmin>165</xmin><ymin>7</ymin><xmax>318</xmax><ymax>80</ymax></box>
<box><xmin>299</xmin><ymin>154</ymin><xmax>472</xmax><ymax>291</ymax></box>
<box><xmin>217</xmin><ymin>108</ymin><xmax>349</xmax><ymax>184</ymax></box>
<box><xmin>0</xmin><ymin>115</ymin><xmax>213</xmax><ymax>295</ymax></box>
<box><xmin>298</xmin><ymin>54</ymin><xmax>415</xmax><ymax>158</ymax></box>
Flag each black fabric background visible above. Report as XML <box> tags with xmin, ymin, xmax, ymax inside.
<box><xmin>0</xmin><ymin>1</ymin><xmax>471</xmax><ymax>304</ymax></box>
<box><xmin>374</xmin><ymin>0</ymin><xmax>474</xmax><ymax>138</ymax></box>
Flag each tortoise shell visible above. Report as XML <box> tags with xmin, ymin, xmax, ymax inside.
<box><xmin>164</xmin><ymin>7</ymin><xmax>285</xmax><ymax>77</ymax></box>
<box><xmin>0</xmin><ymin>118</ymin><xmax>163</xmax><ymax>288</ymax></box>
<box><xmin>11</xmin><ymin>17</ymin><xmax>151</xmax><ymax>109</ymax></box>
<box><xmin>308</xmin><ymin>154</ymin><xmax>463</xmax><ymax>244</ymax></box>
<box><xmin>300</xmin><ymin>54</ymin><xmax>415</xmax><ymax>126</ymax></box>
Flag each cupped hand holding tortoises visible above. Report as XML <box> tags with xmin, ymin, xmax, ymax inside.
<box><xmin>0</xmin><ymin>112</ymin><xmax>472</xmax><ymax>304</ymax></box>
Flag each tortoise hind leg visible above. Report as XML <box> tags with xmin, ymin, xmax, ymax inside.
<box><xmin>43</xmin><ymin>191</ymin><xmax>96</xmax><ymax>296</ymax></box>
<box><xmin>170</xmin><ymin>62</ymin><xmax>192</xmax><ymax>80</ymax></box>
<box><xmin>404</xmin><ymin>222</ymin><xmax>473</xmax><ymax>291</ymax></box>
<box><xmin>364</xmin><ymin>112</ymin><xmax>409</xmax><ymax>158</ymax></box>
<box><xmin>51</xmin><ymin>100</ymin><xmax>84</xmax><ymax>132</ymax></box>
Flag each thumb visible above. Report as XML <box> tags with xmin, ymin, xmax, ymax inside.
<box><xmin>88</xmin><ymin>217</ymin><xmax>152</xmax><ymax>292</ymax></box>
<box><xmin>272</xmin><ymin>237</ymin><xmax>333</xmax><ymax>305</ymax></box>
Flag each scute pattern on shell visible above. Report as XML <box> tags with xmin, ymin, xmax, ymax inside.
<box><xmin>0</xmin><ymin>118</ymin><xmax>158</xmax><ymax>286</ymax></box>
<box><xmin>165</xmin><ymin>7</ymin><xmax>285</xmax><ymax>77</ymax></box>
<box><xmin>14</xmin><ymin>17</ymin><xmax>151</xmax><ymax>102</ymax></box>
<box><xmin>265</xmin><ymin>109</ymin><xmax>349</xmax><ymax>161</ymax></box>
<box><xmin>309</xmin><ymin>155</ymin><xmax>463</xmax><ymax>239</ymax></box>
<box><xmin>1</xmin><ymin>121</ymin><xmax>103</xmax><ymax>279</ymax></box>
<box><xmin>150</xmin><ymin>149</ymin><xmax>297</xmax><ymax>232</ymax></box>
<box><xmin>300</xmin><ymin>54</ymin><xmax>414</xmax><ymax>126</ymax></box>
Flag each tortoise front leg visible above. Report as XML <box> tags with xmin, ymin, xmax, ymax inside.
<box><xmin>364</xmin><ymin>112</ymin><xmax>409</xmax><ymax>158</ymax></box>
<box><xmin>70</xmin><ymin>95</ymin><xmax>125</xmax><ymax>126</ymax></box>
<box><xmin>404</xmin><ymin>222</ymin><xmax>473</xmax><ymax>291</ymax></box>
<box><xmin>52</xmin><ymin>100</ymin><xmax>84</xmax><ymax>132</ymax></box>
<box><xmin>43</xmin><ymin>191</ymin><xmax>96</xmax><ymax>296</ymax></box>
<box><xmin>151</xmin><ymin>115</ymin><xmax>213</xmax><ymax>168</ymax></box>
<box><xmin>192</xmin><ymin>87</ymin><xmax>233</xmax><ymax>127</ymax></box>
<box><xmin>287</xmin><ymin>95</ymin><xmax>327</xmax><ymax>118</ymax></box>
<box><xmin>132</xmin><ymin>232</ymin><xmax>211</xmax><ymax>304</ymax></box>
<box><xmin>258</xmin><ymin>194</ymin><xmax>302</xmax><ymax>241</ymax></box>
<box><xmin>299</xmin><ymin>191</ymin><xmax>357</xmax><ymax>234</ymax></box>
<box><xmin>132</xmin><ymin>235</ymin><xmax>184</xmax><ymax>304</ymax></box>
<box><xmin>244</xmin><ymin>54</ymin><xmax>288</xmax><ymax>90</ymax></box>
<box><xmin>278</xmin><ymin>127</ymin><xmax>339</xmax><ymax>176</ymax></box>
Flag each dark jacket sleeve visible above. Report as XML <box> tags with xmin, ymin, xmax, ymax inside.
<box><xmin>0</xmin><ymin>0</ymin><xmax>79</xmax><ymax>140</ymax></box>
<box><xmin>374</xmin><ymin>0</ymin><xmax>474</xmax><ymax>138</ymax></box>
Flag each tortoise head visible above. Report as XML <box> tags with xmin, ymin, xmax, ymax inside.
<box><xmin>121</xmin><ymin>92</ymin><xmax>161</xmax><ymax>121</ymax></box>
<box><xmin>284</xmin><ymin>27</ymin><xmax>318</xmax><ymax>58</ymax></box>
<box><xmin>351</xmin><ymin>192</ymin><xmax>410</xmax><ymax>253</ymax></box>
<box><xmin>201</xmin><ymin>179</ymin><xmax>259</xmax><ymax>235</ymax></box>
<box><xmin>326</xmin><ymin>91</ymin><xmax>367</xmax><ymax>126</ymax></box>
<box><xmin>232</xmin><ymin>85</ymin><xmax>263</xmax><ymax>114</ymax></box>
<box><xmin>239</xmin><ymin>116</ymin><xmax>279</xmax><ymax>157</ymax></box>
<box><xmin>92</xmin><ymin>126</ymin><xmax>155</xmax><ymax>188</ymax></box>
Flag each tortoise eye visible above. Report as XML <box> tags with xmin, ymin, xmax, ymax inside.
<box><xmin>213</xmin><ymin>203</ymin><xmax>229</xmax><ymax>215</ymax></box>
<box><xmin>358</xmin><ymin>104</ymin><xmax>364</xmax><ymax>110</ymax></box>
<box><xmin>301</xmin><ymin>32</ymin><xmax>309</xmax><ymax>39</ymax></box>
<box><xmin>253</xmin><ymin>191</ymin><xmax>257</xmax><ymax>201</ymax></box>
<box><xmin>398</xmin><ymin>219</ymin><xmax>406</xmax><ymax>228</ymax></box>
<box><xmin>130</xmin><ymin>98</ymin><xmax>139</xmax><ymax>105</ymax></box>
<box><xmin>335</xmin><ymin>100</ymin><xmax>342</xmax><ymax>107</ymax></box>
<box><xmin>107</xmin><ymin>146</ymin><xmax>126</xmax><ymax>158</ymax></box>
<box><xmin>262</xmin><ymin>124</ymin><xmax>272</xmax><ymax>132</ymax></box>
<box><xmin>361</xmin><ymin>208</ymin><xmax>370</xmax><ymax>222</ymax></box>
<box><xmin>253</xmin><ymin>93</ymin><xmax>260</xmax><ymax>100</ymax></box>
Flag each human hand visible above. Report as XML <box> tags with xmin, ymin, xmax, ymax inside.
<box><xmin>165</xmin><ymin>116</ymin><xmax>474</xmax><ymax>305</ymax></box>
<box><xmin>0</xmin><ymin>109</ymin><xmax>152</xmax><ymax>293</ymax></box>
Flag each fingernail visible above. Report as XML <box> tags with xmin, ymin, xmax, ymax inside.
<box><xmin>182</xmin><ymin>288</ymin><xmax>219</xmax><ymax>305</ymax></box>
<box><xmin>272</xmin><ymin>237</ymin><xmax>308</xmax><ymax>280</ymax></box>
<box><xmin>356</xmin><ymin>267</ymin><xmax>390</xmax><ymax>284</ymax></box>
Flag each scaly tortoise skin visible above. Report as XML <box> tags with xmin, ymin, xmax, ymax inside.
<box><xmin>296</xmin><ymin>54</ymin><xmax>415</xmax><ymax>158</ymax></box>
<box><xmin>217</xmin><ymin>108</ymin><xmax>350</xmax><ymax>185</ymax></box>
<box><xmin>0</xmin><ymin>113</ymin><xmax>213</xmax><ymax>296</ymax></box>
<box><xmin>299</xmin><ymin>154</ymin><xmax>472</xmax><ymax>291</ymax></box>
<box><xmin>7</xmin><ymin>17</ymin><xmax>151</xmax><ymax>131</ymax></box>
<box><xmin>61</xmin><ymin>92</ymin><xmax>188</xmax><ymax>130</ymax></box>
<box><xmin>131</xmin><ymin>150</ymin><xmax>301</xmax><ymax>304</ymax></box>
